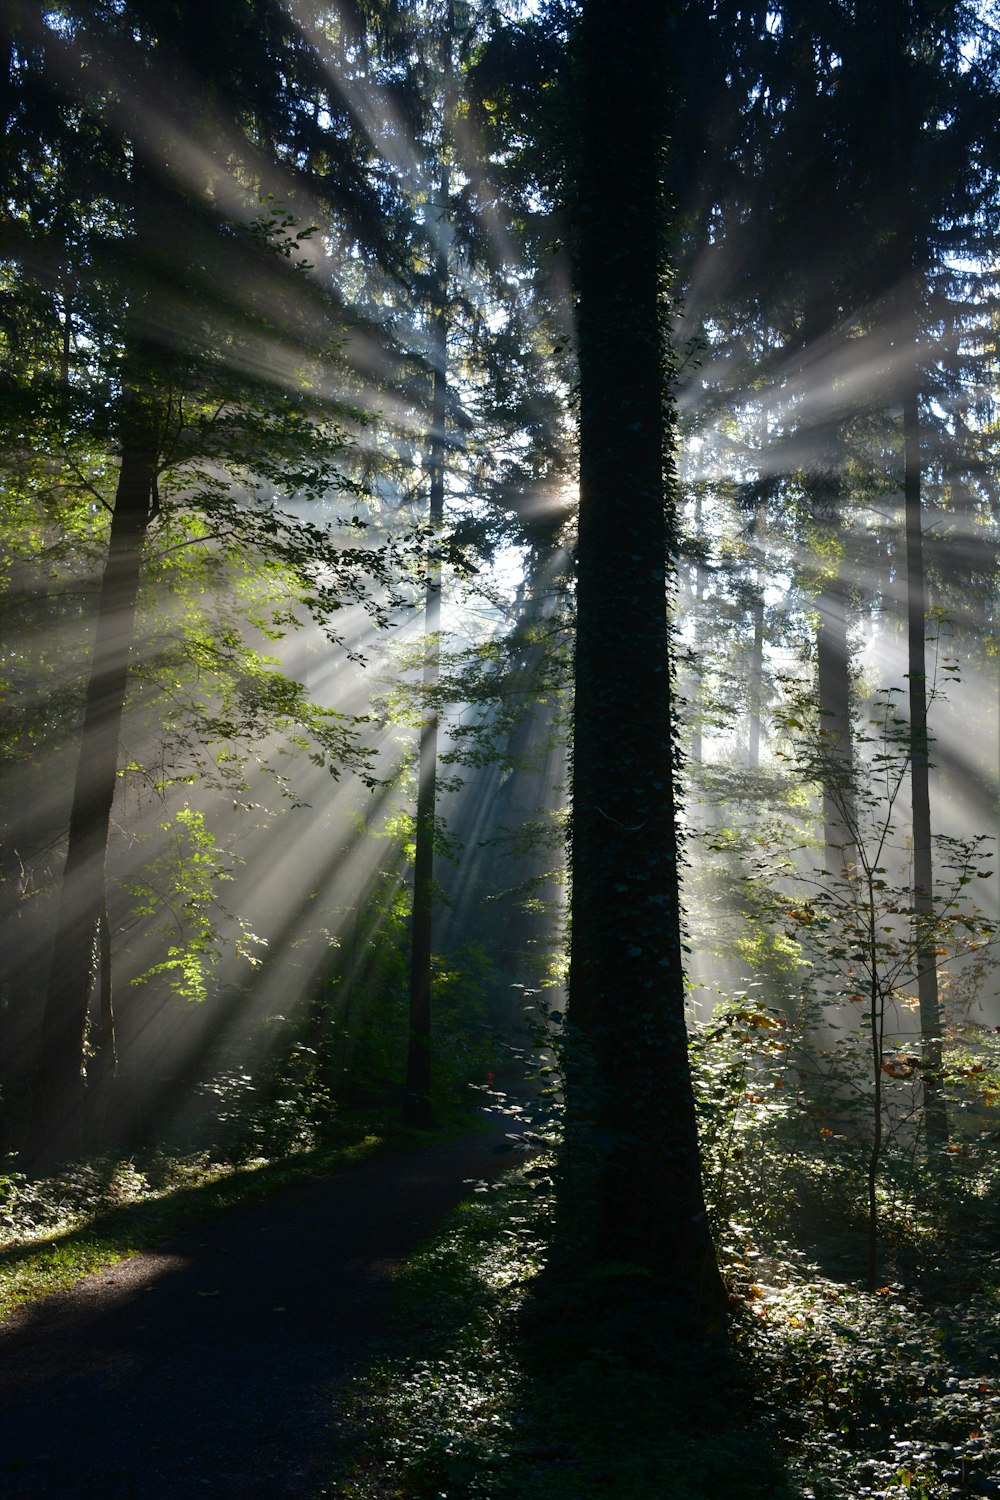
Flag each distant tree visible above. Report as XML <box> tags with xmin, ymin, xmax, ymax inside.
<box><xmin>402</xmin><ymin>0</ymin><xmax>466</xmax><ymax>1130</ymax></box>
<box><xmin>673</xmin><ymin>0</ymin><xmax>1000</xmax><ymax>1151</ymax></box>
<box><xmin>856</xmin><ymin>0</ymin><xmax>1000</xmax><ymax>1145</ymax></box>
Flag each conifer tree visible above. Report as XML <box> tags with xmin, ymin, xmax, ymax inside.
<box><xmin>566</xmin><ymin>0</ymin><xmax>723</xmax><ymax>1319</ymax></box>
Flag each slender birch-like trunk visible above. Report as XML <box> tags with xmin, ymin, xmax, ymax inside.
<box><xmin>903</xmin><ymin>387</ymin><xmax>948</xmax><ymax>1146</ymax></box>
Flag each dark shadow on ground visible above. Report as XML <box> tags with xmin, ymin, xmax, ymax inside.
<box><xmin>0</xmin><ymin>1117</ymin><xmax>516</xmax><ymax>1498</ymax></box>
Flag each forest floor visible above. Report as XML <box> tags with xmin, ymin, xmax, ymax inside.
<box><xmin>0</xmin><ymin>1114</ymin><xmax>517</xmax><ymax>1498</ymax></box>
<box><xmin>332</xmin><ymin>1146</ymin><xmax>1000</xmax><ymax>1500</ymax></box>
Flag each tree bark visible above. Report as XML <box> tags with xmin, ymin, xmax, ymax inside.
<box><xmin>903</xmin><ymin>387</ymin><xmax>948</xmax><ymax>1146</ymax></box>
<box><xmin>882</xmin><ymin>0</ymin><xmax>948</xmax><ymax>1148</ymax></box>
<box><xmin>747</xmin><ymin>577</ymin><xmax>765</xmax><ymax>769</ymax></box>
<box><xmin>403</xmin><ymin>305</ymin><xmax>445</xmax><ymax>1128</ymax></box>
<box><xmin>85</xmin><ymin>892</ymin><xmax>119</xmax><ymax>1146</ymax></box>
<box><xmin>566</xmin><ymin>0</ymin><xmax>724</xmax><ymax>1322</ymax></box>
<box><xmin>799</xmin><ymin>291</ymin><xmax>857</xmax><ymax>873</ymax></box>
<box><xmin>689</xmin><ymin>486</ymin><xmax>706</xmax><ymax>767</ymax></box>
<box><xmin>404</xmin><ymin>20</ymin><xmax>454</xmax><ymax>1129</ymax></box>
<box><xmin>0</xmin><ymin>1</ymin><xmax>16</xmax><ymax>211</ymax></box>
<box><xmin>25</xmin><ymin>402</ymin><xmax>157</xmax><ymax>1168</ymax></box>
<box><xmin>815</xmin><ymin>562</ymin><xmax>857</xmax><ymax>872</ymax></box>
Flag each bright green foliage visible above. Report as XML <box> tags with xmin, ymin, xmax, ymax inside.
<box><xmin>126</xmin><ymin>807</ymin><xmax>264</xmax><ymax>1006</ymax></box>
<box><xmin>0</xmin><ymin>1123</ymin><xmax>388</xmax><ymax>1320</ymax></box>
<box><xmin>687</xmin><ymin>669</ymin><xmax>1000</xmax><ymax>1289</ymax></box>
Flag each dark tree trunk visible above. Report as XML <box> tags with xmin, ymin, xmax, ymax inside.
<box><xmin>0</xmin><ymin>1</ymin><xmax>15</xmax><ymax>210</ymax></box>
<box><xmin>403</xmin><ymin>322</ymin><xmax>444</xmax><ymax>1127</ymax></box>
<box><xmin>566</xmin><ymin>0</ymin><xmax>724</xmax><ymax>1322</ymax></box>
<box><xmin>747</xmin><ymin>578</ymin><xmax>765</xmax><ymax>769</ymax></box>
<box><xmin>799</xmin><ymin>292</ymin><xmax>857</xmax><ymax>872</ymax></box>
<box><xmin>404</xmin><ymin>34</ymin><xmax>452</xmax><ymax>1128</ymax></box>
<box><xmin>882</xmin><ymin>0</ymin><xmax>948</xmax><ymax>1148</ymax></box>
<box><xmin>903</xmin><ymin>387</ymin><xmax>948</xmax><ymax>1146</ymax></box>
<box><xmin>86</xmin><ymin>891</ymin><xmax>119</xmax><ymax>1144</ymax></box>
<box><xmin>815</xmin><ymin>563</ymin><xmax>857</xmax><ymax>872</ymax></box>
<box><xmin>689</xmin><ymin>486</ymin><xmax>706</xmax><ymax>767</ymax></box>
<box><xmin>25</xmin><ymin>404</ymin><xmax>157</xmax><ymax>1168</ymax></box>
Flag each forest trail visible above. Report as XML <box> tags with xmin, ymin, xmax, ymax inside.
<box><xmin>0</xmin><ymin>1117</ymin><xmax>517</xmax><ymax>1498</ymax></box>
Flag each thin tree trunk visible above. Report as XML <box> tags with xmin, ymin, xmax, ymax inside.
<box><xmin>748</xmin><ymin>578</ymin><xmax>765</xmax><ymax>769</ymax></box>
<box><xmin>404</xmin><ymin>26</ymin><xmax>453</xmax><ymax>1129</ymax></box>
<box><xmin>800</xmin><ymin>292</ymin><xmax>857</xmax><ymax>872</ymax></box>
<box><xmin>883</xmin><ymin>0</ymin><xmax>948</xmax><ymax>1149</ymax></box>
<box><xmin>689</xmin><ymin>486</ymin><xmax>706</xmax><ymax>767</ymax></box>
<box><xmin>97</xmin><ymin>892</ymin><xmax>117</xmax><ymax>1074</ymax></box>
<box><xmin>403</xmin><ymin>336</ymin><xmax>444</xmax><ymax>1127</ymax></box>
<box><xmin>25</xmin><ymin>406</ymin><xmax>157</xmax><ymax>1168</ymax></box>
<box><xmin>566</xmin><ymin>0</ymin><xmax>724</xmax><ymax>1323</ymax></box>
<box><xmin>903</xmin><ymin>387</ymin><xmax>948</xmax><ymax>1146</ymax></box>
<box><xmin>60</xmin><ymin>285</ymin><xmax>73</xmax><ymax>392</ymax></box>
<box><xmin>866</xmin><ymin>884</ymin><xmax>884</xmax><ymax>1291</ymax></box>
<box><xmin>815</xmin><ymin>565</ymin><xmax>857</xmax><ymax>872</ymax></box>
<box><xmin>0</xmin><ymin>2</ymin><xmax>16</xmax><ymax>210</ymax></box>
<box><xmin>86</xmin><ymin>891</ymin><xmax>119</xmax><ymax>1146</ymax></box>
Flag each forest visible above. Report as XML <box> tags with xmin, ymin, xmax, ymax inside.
<box><xmin>2</xmin><ymin>0</ymin><xmax>1000</xmax><ymax>1496</ymax></box>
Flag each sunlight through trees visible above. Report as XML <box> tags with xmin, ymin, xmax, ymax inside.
<box><xmin>3</xmin><ymin>0</ymin><xmax>1000</xmax><ymax>1489</ymax></box>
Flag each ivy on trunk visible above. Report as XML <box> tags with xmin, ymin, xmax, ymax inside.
<box><xmin>565</xmin><ymin>0</ymin><xmax>725</xmax><ymax>1328</ymax></box>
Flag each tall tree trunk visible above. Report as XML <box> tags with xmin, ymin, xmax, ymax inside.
<box><xmin>689</xmin><ymin>485</ymin><xmax>706</xmax><ymax>767</ymax></box>
<box><xmin>0</xmin><ymin>1</ymin><xmax>16</xmax><ymax>211</ymax></box>
<box><xmin>747</xmin><ymin>576</ymin><xmax>765</xmax><ymax>769</ymax></box>
<box><xmin>87</xmin><ymin>891</ymin><xmax>118</xmax><ymax>1142</ymax></box>
<box><xmin>903</xmin><ymin>387</ymin><xmax>948</xmax><ymax>1146</ymax></box>
<box><xmin>883</xmin><ymin>0</ymin><xmax>948</xmax><ymax>1148</ymax></box>
<box><xmin>815</xmin><ymin>562</ymin><xmax>857</xmax><ymax>872</ymax></box>
<box><xmin>25</xmin><ymin>400</ymin><xmax>157</xmax><ymax>1168</ymax></box>
<box><xmin>800</xmin><ymin>293</ymin><xmax>857</xmax><ymax>872</ymax></box>
<box><xmin>403</xmin><ymin>304</ymin><xmax>445</xmax><ymax>1128</ymax></box>
<box><xmin>566</xmin><ymin>0</ymin><xmax>724</xmax><ymax>1322</ymax></box>
<box><xmin>403</xmin><ymin>20</ymin><xmax>454</xmax><ymax>1129</ymax></box>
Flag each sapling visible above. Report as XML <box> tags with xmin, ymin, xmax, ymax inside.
<box><xmin>774</xmin><ymin>680</ymin><xmax>997</xmax><ymax>1287</ymax></box>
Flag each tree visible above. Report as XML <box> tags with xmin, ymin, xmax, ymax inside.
<box><xmin>881</xmin><ymin>0</ymin><xmax>947</xmax><ymax>1147</ymax></box>
<box><xmin>564</xmin><ymin>0</ymin><xmax>724</xmax><ymax>1322</ymax></box>
<box><xmin>12</xmin><ymin>0</ymin><xmax>406</xmax><ymax>1166</ymax></box>
<box><xmin>671</xmin><ymin>0</ymin><xmax>1000</xmax><ymax>1148</ymax></box>
<box><xmin>403</xmin><ymin>0</ymin><xmax>466</xmax><ymax>1129</ymax></box>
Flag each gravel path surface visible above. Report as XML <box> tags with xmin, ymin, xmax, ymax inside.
<box><xmin>0</xmin><ymin>1120</ymin><xmax>515</xmax><ymax>1498</ymax></box>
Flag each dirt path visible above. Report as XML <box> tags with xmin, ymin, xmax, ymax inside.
<box><xmin>0</xmin><ymin>1119</ymin><xmax>517</xmax><ymax>1498</ymax></box>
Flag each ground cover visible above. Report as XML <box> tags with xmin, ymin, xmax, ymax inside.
<box><xmin>0</xmin><ymin>1118</ymin><xmax>514</xmax><ymax>1498</ymax></box>
<box><xmin>0</xmin><ymin>1109</ymin><xmax>485</xmax><ymax>1323</ymax></box>
<box><xmin>337</xmin><ymin>1148</ymin><xmax>1000</xmax><ymax>1500</ymax></box>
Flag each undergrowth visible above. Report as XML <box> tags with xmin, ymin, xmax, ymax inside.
<box><xmin>336</xmin><ymin>1143</ymin><xmax>1000</xmax><ymax>1500</ymax></box>
<box><xmin>0</xmin><ymin>1108</ymin><xmax>481</xmax><ymax>1322</ymax></box>
<box><xmin>339</xmin><ymin>1158</ymin><xmax>783</xmax><ymax>1500</ymax></box>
